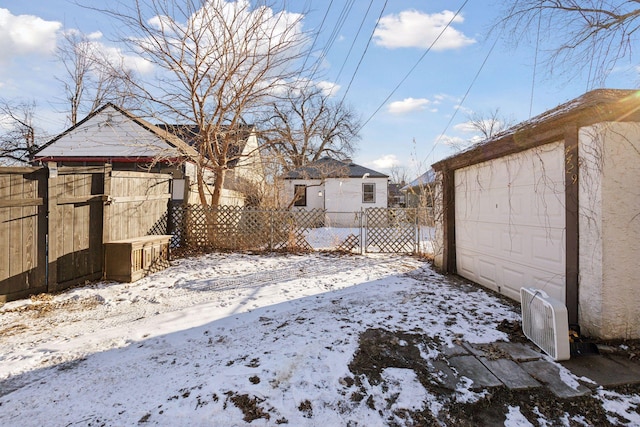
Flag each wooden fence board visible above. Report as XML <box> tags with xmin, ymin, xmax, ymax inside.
<box><xmin>1</xmin><ymin>165</ymin><xmax>171</xmax><ymax>302</ymax></box>
<box><xmin>0</xmin><ymin>168</ymin><xmax>47</xmax><ymax>302</ymax></box>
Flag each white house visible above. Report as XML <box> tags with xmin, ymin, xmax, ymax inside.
<box><xmin>281</xmin><ymin>157</ymin><xmax>388</xmax><ymax>226</ymax></box>
<box><xmin>431</xmin><ymin>89</ymin><xmax>640</xmax><ymax>340</ymax></box>
<box><xmin>33</xmin><ymin>103</ymin><xmax>264</xmax><ymax>206</ymax></box>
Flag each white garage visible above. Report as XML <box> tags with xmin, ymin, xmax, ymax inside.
<box><xmin>454</xmin><ymin>141</ymin><xmax>566</xmax><ymax>303</ymax></box>
<box><xmin>432</xmin><ymin>89</ymin><xmax>640</xmax><ymax>339</ymax></box>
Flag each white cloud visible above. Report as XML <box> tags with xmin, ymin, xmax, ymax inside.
<box><xmin>370</xmin><ymin>154</ymin><xmax>400</xmax><ymax>170</ymax></box>
<box><xmin>101</xmin><ymin>44</ymin><xmax>155</xmax><ymax>74</ymax></box>
<box><xmin>0</xmin><ymin>8</ymin><xmax>62</xmax><ymax>62</ymax></box>
<box><xmin>388</xmin><ymin>97</ymin><xmax>431</xmax><ymax>114</ymax></box>
<box><xmin>374</xmin><ymin>9</ymin><xmax>475</xmax><ymax>50</ymax></box>
<box><xmin>453</xmin><ymin>121</ymin><xmax>478</xmax><ymax>133</ymax></box>
<box><xmin>316</xmin><ymin>80</ymin><xmax>340</xmax><ymax>97</ymax></box>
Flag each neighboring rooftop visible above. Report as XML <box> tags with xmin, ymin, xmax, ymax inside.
<box><xmin>282</xmin><ymin>157</ymin><xmax>388</xmax><ymax>179</ymax></box>
<box><xmin>401</xmin><ymin>169</ymin><xmax>435</xmax><ymax>192</ymax></box>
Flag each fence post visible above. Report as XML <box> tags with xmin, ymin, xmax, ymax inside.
<box><xmin>46</xmin><ymin>162</ymin><xmax>59</xmax><ymax>290</ymax></box>
<box><xmin>102</xmin><ymin>163</ymin><xmax>112</xmax><ymax>245</ymax></box>
<box><xmin>360</xmin><ymin>207</ymin><xmax>364</xmax><ymax>255</ymax></box>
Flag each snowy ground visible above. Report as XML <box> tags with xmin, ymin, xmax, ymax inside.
<box><xmin>0</xmin><ymin>252</ymin><xmax>638</xmax><ymax>426</ymax></box>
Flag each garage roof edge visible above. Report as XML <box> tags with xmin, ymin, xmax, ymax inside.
<box><xmin>432</xmin><ymin>89</ymin><xmax>640</xmax><ymax>172</ymax></box>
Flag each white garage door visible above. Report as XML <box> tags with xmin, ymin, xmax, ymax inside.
<box><xmin>454</xmin><ymin>141</ymin><xmax>566</xmax><ymax>303</ymax></box>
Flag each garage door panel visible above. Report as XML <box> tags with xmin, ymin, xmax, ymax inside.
<box><xmin>532</xmin><ymin>274</ymin><xmax>565</xmax><ymax>302</ymax></box>
<box><xmin>455</xmin><ymin>141</ymin><xmax>566</xmax><ymax>304</ymax></box>
<box><xmin>531</xmin><ymin>233</ymin><xmax>564</xmax><ymax>266</ymax></box>
<box><xmin>478</xmin><ymin>259</ymin><xmax>498</xmax><ymax>286</ymax></box>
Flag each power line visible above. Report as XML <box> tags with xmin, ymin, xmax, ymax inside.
<box><xmin>429</xmin><ymin>35</ymin><xmax>499</xmax><ymax>160</ymax></box>
<box><xmin>529</xmin><ymin>7</ymin><xmax>542</xmax><ymax>118</ymax></box>
<box><xmin>299</xmin><ymin>0</ymin><xmax>335</xmax><ymax>76</ymax></box>
<box><xmin>356</xmin><ymin>0</ymin><xmax>469</xmax><ymax>132</ymax></box>
<box><xmin>307</xmin><ymin>0</ymin><xmax>357</xmax><ymax>82</ymax></box>
<box><xmin>335</xmin><ymin>0</ymin><xmax>375</xmax><ymax>84</ymax></box>
<box><xmin>339</xmin><ymin>0</ymin><xmax>389</xmax><ymax>105</ymax></box>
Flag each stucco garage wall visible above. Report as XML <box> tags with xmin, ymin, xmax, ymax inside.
<box><xmin>579</xmin><ymin>122</ymin><xmax>640</xmax><ymax>339</ymax></box>
<box><xmin>454</xmin><ymin>141</ymin><xmax>566</xmax><ymax>303</ymax></box>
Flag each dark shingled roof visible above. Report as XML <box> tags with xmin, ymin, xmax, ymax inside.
<box><xmin>156</xmin><ymin>124</ymin><xmax>253</xmax><ymax>168</ymax></box>
<box><xmin>282</xmin><ymin>157</ymin><xmax>388</xmax><ymax>179</ymax></box>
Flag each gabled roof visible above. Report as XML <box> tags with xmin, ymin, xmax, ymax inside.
<box><xmin>282</xmin><ymin>157</ymin><xmax>388</xmax><ymax>180</ymax></box>
<box><xmin>433</xmin><ymin>89</ymin><xmax>640</xmax><ymax>172</ymax></box>
<box><xmin>34</xmin><ymin>103</ymin><xmax>199</xmax><ymax>162</ymax></box>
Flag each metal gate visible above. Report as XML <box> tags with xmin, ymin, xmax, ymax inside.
<box><xmin>364</xmin><ymin>208</ymin><xmax>417</xmax><ymax>253</ymax></box>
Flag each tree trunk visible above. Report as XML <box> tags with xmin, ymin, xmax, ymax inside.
<box><xmin>210</xmin><ymin>166</ymin><xmax>226</xmax><ymax>207</ymax></box>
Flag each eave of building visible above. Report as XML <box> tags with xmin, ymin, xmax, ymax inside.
<box><xmin>432</xmin><ymin>89</ymin><xmax>640</xmax><ymax>172</ymax></box>
<box><xmin>33</xmin><ymin>156</ymin><xmax>185</xmax><ymax>164</ymax></box>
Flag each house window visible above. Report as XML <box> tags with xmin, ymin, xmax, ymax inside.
<box><xmin>363</xmin><ymin>183</ymin><xmax>375</xmax><ymax>203</ymax></box>
<box><xmin>294</xmin><ymin>185</ymin><xmax>307</xmax><ymax>206</ymax></box>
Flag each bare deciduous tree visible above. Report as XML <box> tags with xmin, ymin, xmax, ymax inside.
<box><xmin>56</xmin><ymin>30</ymin><xmax>137</xmax><ymax>126</ymax></box>
<box><xmin>0</xmin><ymin>99</ymin><xmax>42</xmax><ymax>165</ymax></box>
<box><xmin>496</xmin><ymin>1</ymin><xmax>640</xmax><ymax>84</ymax></box>
<box><xmin>389</xmin><ymin>164</ymin><xmax>409</xmax><ymax>185</ymax></box>
<box><xmin>99</xmin><ymin>0</ymin><xmax>309</xmax><ymax>207</ymax></box>
<box><xmin>259</xmin><ymin>84</ymin><xmax>361</xmax><ymax>173</ymax></box>
<box><xmin>465</xmin><ymin>108</ymin><xmax>514</xmax><ymax>140</ymax></box>
<box><xmin>445</xmin><ymin>108</ymin><xmax>515</xmax><ymax>152</ymax></box>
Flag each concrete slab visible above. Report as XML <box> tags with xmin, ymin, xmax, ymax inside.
<box><xmin>521</xmin><ymin>359</ymin><xmax>591</xmax><ymax>398</ymax></box>
<box><xmin>430</xmin><ymin>359</ymin><xmax>460</xmax><ymax>390</ymax></box>
<box><xmin>479</xmin><ymin>357</ymin><xmax>541</xmax><ymax>390</ymax></box>
<box><xmin>448</xmin><ymin>355</ymin><xmax>502</xmax><ymax>389</ymax></box>
<box><xmin>561</xmin><ymin>355</ymin><xmax>640</xmax><ymax>387</ymax></box>
<box><xmin>440</xmin><ymin>342</ymin><xmax>469</xmax><ymax>358</ymax></box>
<box><xmin>462</xmin><ymin>342</ymin><xmax>486</xmax><ymax>357</ymax></box>
<box><xmin>494</xmin><ymin>342</ymin><xmax>543</xmax><ymax>362</ymax></box>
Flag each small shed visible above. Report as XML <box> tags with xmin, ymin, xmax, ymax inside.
<box><xmin>432</xmin><ymin>89</ymin><xmax>640</xmax><ymax>339</ymax></box>
<box><xmin>33</xmin><ymin>103</ymin><xmax>264</xmax><ymax>206</ymax></box>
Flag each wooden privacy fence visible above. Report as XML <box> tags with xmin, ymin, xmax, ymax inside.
<box><xmin>0</xmin><ymin>165</ymin><xmax>171</xmax><ymax>302</ymax></box>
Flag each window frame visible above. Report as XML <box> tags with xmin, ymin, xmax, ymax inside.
<box><xmin>293</xmin><ymin>184</ymin><xmax>307</xmax><ymax>207</ymax></box>
<box><xmin>362</xmin><ymin>182</ymin><xmax>376</xmax><ymax>203</ymax></box>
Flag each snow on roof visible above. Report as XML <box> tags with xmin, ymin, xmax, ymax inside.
<box><xmin>433</xmin><ymin>89</ymin><xmax>640</xmax><ymax>170</ymax></box>
<box><xmin>401</xmin><ymin>169</ymin><xmax>435</xmax><ymax>191</ymax></box>
<box><xmin>34</xmin><ymin>103</ymin><xmax>199</xmax><ymax>161</ymax></box>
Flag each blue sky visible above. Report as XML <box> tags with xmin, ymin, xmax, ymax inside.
<box><xmin>1</xmin><ymin>0</ymin><xmax>638</xmax><ymax>179</ymax></box>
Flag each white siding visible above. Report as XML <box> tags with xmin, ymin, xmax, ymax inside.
<box><xmin>38</xmin><ymin>106</ymin><xmax>181</xmax><ymax>159</ymax></box>
<box><xmin>283</xmin><ymin>177</ymin><xmax>388</xmax><ymax>226</ymax></box>
<box><xmin>454</xmin><ymin>141</ymin><xmax>566</xmax><ymax>302</ymax></box>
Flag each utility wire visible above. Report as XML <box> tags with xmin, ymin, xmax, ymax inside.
<box><xmin>335</xmin><ymin>0</ymin><xmax>375</xmax><ymax>84</ymax></box>
<box><xmin>356</xmin><ymin>0</ymin><xmax>469</xmax><ymax>132</ymax></box>
<box><xmin>307</xmin><ymin>0</ymin><xmax>357</xmax><ymax>82</ymax></box>
<box><xmin>431</xmin><ymin>35</ymin><xmax>499</xmax><ymax>151</ymax></box>
<box><xmin>529</xmin><ymin>7</ymin><xmax>542</xmax><ymax>117</ymax></box>
<box><xmin>299</xmin><ymin>0</ymin><xmax>334</xmax><ymax>76</ymax></box>
<box><xmin>339</xmin><ymin>0</ymin><xmax>389</xmax><ymax>105</ymax></box>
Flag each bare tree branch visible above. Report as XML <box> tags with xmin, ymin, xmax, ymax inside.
<box><xmin>93</xmin><ymin>0</ymin><xmax>310</xmax><ymax>206</ymax></box>
<box><xmin>259</xmin><ymin>85</ymin><xmax>361</xmax><ymax>173</ymax></box>
<box><xmin>0</xmin><ymin>99</ymin><xmax>45</xmax><ymax>165</ymax></box>
<box><xmin>55</xmin><ymin>30</ymin><xmax>138</xmax><ymax>126</ymax></box>
<box><xmin>495</xmin><ymin>1</ymin><xmax>640</xmax><ymax>85</ymax></box>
